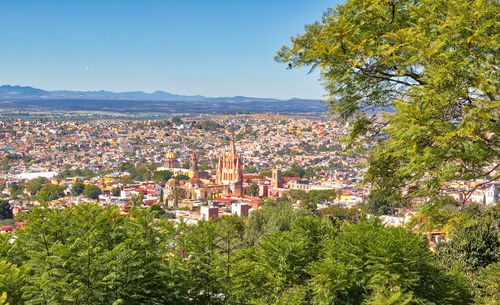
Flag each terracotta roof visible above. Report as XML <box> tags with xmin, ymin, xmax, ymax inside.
<box><xmin>214</xmin><ymin>198</ymin><xmax>236</xmax><ymax>202</ymax></box>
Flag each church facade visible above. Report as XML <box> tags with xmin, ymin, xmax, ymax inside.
<box><xmin>215</xmin><ymin>137</ymin><xmax>243</xmax><ymax>194</ymax></box>
<box><xmin>159</xmin><ymin>139</ymin><xmax>244</xmax><ymax>203</ymax></box>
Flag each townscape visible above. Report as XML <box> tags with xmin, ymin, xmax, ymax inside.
<box><xmin>0</xmin><ymin>113</ymin><xmax>366</xmax><ymax>223</ymax></box>
<box><xmin>1</xmin><ymin>113</ymin><xmax>497</xmax><ymax>230</ymax></box>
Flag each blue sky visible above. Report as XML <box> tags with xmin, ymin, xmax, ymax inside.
<box><xmin>0</xmin><ymin>0</ymin><xmax>339</xmax><ymax>99</ymax></box>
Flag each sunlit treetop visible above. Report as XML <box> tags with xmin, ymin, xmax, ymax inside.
<box><xmin>277</xmin><ymin>0</ymin><xmax>499</xmax><ymax>199</ymax></box>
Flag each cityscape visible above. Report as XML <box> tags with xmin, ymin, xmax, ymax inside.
<box><xmin>1</xmin><ymin>113</ymin><xmax>367</xmax><ymax>220</ymax></box>
<box><xmin>1</xmin><ymin>113</ymin><xmax>497</xmax><ymax>226</ymax></box>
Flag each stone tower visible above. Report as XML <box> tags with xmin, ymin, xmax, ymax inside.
<box><xmin>189</xmin><ymin>151</ymin><xmax>199</xmax><ymax>178</ymax></box>
<box><xmin>271</xmin><ymin>165</ymin><xmax>284</xmax><ymax>188</ymax></box>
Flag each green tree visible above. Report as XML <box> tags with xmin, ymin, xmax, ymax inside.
<box><xmin>200</xmin><ymin>120</ymin><xmax>219</xmax><ymax>131</ymax></box>
<box><xmin>198</xmin><ymin>164</ymin><xmax>212</xmax><ymax>171</ymax></box>
<box><xmin>436</xmin><ymin>216</ymin><xmax>500</xmax><ymax>273</ymax></box>
<box><xmin>71</xmin><ymin>181</ymin><xmax>85</xmax><ymax>196</ymax></box>
<box><xmin>474</xmin><ymin>261</ymin><xmax>500</xmax><ymax>304</ymax></box>
<box><xmin>9</xmin><ymin>184</ymin><xmax>24</xmax><ymax>199</ymax></box>
<box><xmin>0</xmin><ymin>259</ymin><xmax>27</xmax><ymax>305</ymax></box>
<box><xmin>361</xmin><ymin>188</ymin><xmax>406</xmax><ymax>216</ymax></box>
<box><xmin>37</xmin><ymin>184</ymin><xmax>66</xmax><ymax>204</ymax></box>
<box><xmin>171</xmin><ymin>188</ymin><xmax>186</xmax><ymax>208</ymax></box>
<box><xmin>304</xmin><ymin>189</ymin><xmax>338</xmax><ymax>212</ymax></box>
<box><xmin>248</xmin><ymin>184</ymin><xmax>259</xmax><ymax>196</ymax></box>
<box><xmin>131</xmin><ymin>166</ymin><xmax>151</xmax><ymax>181</ymax></box>
<box><xmin>56</xmin><ymin>168</ymin><xmax>96</xmax><ymax>179</ymax></box>
<box><xmin>111</xmin><ymin>186</ymin><xmax>121</xmax><ymax>197</ymax></box>
<box><xmin>152</xmin><ymin>170</ymin><xmax>173</xmax><ymax>183</ymax></box>
<box><xmin>175</xmin><ymin>174</ymin><xmax>190</xmax><ymax>181</ymax></box>
<box><xmin>214</xmin><ymin>215</ymin><xmax>245</xmax><ymax>303</ymax></box>
<box><xmin>120</xmin><ymin>163</ymin><xmax>152</xmax><ymax>182</ymax></box>
<box><xmin>0</xmin><ymin>200</ymin><xmax>12</xmax><ymax>220</ymax></box>
<box><xmin>0</xmin><ymin>292</ymin><xmax>6</xmax><ymax>305</ymax></box>
<box><xmin>319</xmin><ymin>205</ymin><xmax>360</xmax><ymax>223</ymax></box>
<box><xmin>171</xmin><ymin>116</ymin><xmax>183</xmax><ymax>125</ymax></box>
<box><xmin>243</xmin><ymin>167</ymin><xmax>257</xmax><ymax>174</ymax></box>
<box><xmin>283</xmin><ymin>189</ymin><xmax>308</xmax><ymax>203</ymax></box>
<box><xmin>282</xmin><ymin>163</ymin><xmax>305</xmax><ymax>178</ymax></box>
<box><xmin>259</xmin><ymin>170</ymin><xmax>272</xmax><ymax>177</ymax></box>
<box><xmin>244</xmin><ymin>199</ymin><xmax>307</xmax><ymax>246</ymax></box>
<box><xmin>303</xmin><ymin>167</ymin><xmax>318</xmax><ymax>179</ymax></box>
<box><xmin>177</xmin><ymin>220</ymin><xmax>225</xmax><ymax>304</ymax></box>
<box><xmin>1</xmin><ymin>203</ymin><xmax>190</xmax><ymax>304</ymax></box>
<box><xmin>130</xmin><ymin>193</ymin><xmax>144</xmax><ymax>207</ymax></box>
<box><xmin>119</xmin><ymin>162</ymin><xmax>135</xmax><ymax>173</ymax></box>
<box><xmin>309</xmin><ymin>219</ymin><xmax>471</xmax><ymax>304</ymax></box>
<box><xmin>277</xmin><ymin>0</ymin><xmax>500</xmax><ymax>198</ymax></box>
<box><xmin>150</xmin><ymin>204</ymin><xmax>165</xmax><ymax>217</ymax></box>
<box><xmin>25</xmin><ymin>177</ymin><xmax>48</xmax><ymax>196</ymax></box>
<box><xmin>83</xmin><ymin>184</ymin><xmax>101</xmax><ymax>200</ymax></box>
<box><xmin>231</xmin><ymin>216</ymin><xmax>336</xmax><ymax>304</ymax></box>
<box><xmin>405</xmin><ymin>196</ymin><xmax>461</xmax><ymax>232</ymax></box>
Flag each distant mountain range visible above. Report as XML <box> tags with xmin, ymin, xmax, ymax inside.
<box><xmin>0</xmin><ymin>85</ymin><xmax>208</xmax><ymax>101</ymax></box>
<box><xmin>0</xmin><ymin>85</ymin><xmax>326</xmax><ymax>113</ymax></box>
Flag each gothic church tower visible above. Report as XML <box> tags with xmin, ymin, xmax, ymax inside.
<box><xmin>216</xmin><ymin>136</ymin><xmax>243</xmax><ymax>194</ymax></box>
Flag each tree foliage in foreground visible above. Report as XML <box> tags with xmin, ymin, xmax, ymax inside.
<box><xmin>0</xmin><ymin>201</ymin><xmax>482</xmax><ymax>304</ymax></box>
<box><xmin>276</xmin><ymin>0</ymin><xmax>499</xmax><ymax>198</ymax></box>
<box><xmin>435</xmin><ymin>205</ymin><xmax>500</xmax><ymax>273</ymax></box>
<box><xmin>310</xmin><ymin>220</ymin><xmax>470</xmax><ymax>304</ymax></box>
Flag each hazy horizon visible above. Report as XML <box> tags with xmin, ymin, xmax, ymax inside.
<box><xmin>0</xmin><ymin>83</ymin><xmax>321</xmax><ymax>100</ymax></box>
<box><xmin>0</xmin><ymin>0</ymin><xmax>341</xmax><ymax>100</ymax></box>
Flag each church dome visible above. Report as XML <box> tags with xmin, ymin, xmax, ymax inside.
<box><xmin>164</xmin><ymin>148</ymin><xmax>180</xmax><ymax>169</ymax></box>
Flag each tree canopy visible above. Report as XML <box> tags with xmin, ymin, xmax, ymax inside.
<box><xmin>83</xmin><ymin>184</ymin><xmax>101</xmax><ymax>200</ymax></box>
<box><xmin>1</xmin><ymin>200</ymin><xmax>497</xmax><ymax>304</ymax></box>
<box><xmin>0</xmin><ymin>200</ymin><xmax>12</xmax><ymax>220</ymax></box>
<box><xmin>152</xmin><ymin>170</ymin><xmax>173</xmax><ymax>183</ymax></box>
<box><xmin>276</xmin><ymin>0</ymin><xmax>499</xmax><ymax>198</ymax></box>
<box><xmin>25</xmin><ymin>177</ymin><xmax>48</xmax><ymax>196</ymax></box>
<box><xmin>71</xmin><ymin>182</ymin><xmax>85</xmax><ymax>196</ymax></box>
<box><xmin>37</xmin><ymin>184</ymin><xmax>66</xmax><ymax>204</ymax></box>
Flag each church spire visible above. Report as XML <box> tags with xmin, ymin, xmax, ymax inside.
<box><xmin>215</xmin><ymin>133</ymin><xmax>243</xmax><ymax>194</ymax></box>
<box><xmin>190</xmin><ymin>151</ymin><xmax>198</xmax><ymax>172</ymax></box>
<box><xmin>230</xmin><ymin>133</ymin><xmax>236</xmax><ymax>155</ymax></box>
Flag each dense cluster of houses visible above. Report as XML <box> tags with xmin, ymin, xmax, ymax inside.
<box><xmin>1</xmin><ymin>115</ymin><xmax>498</xmax><ymax>231</ymax></box>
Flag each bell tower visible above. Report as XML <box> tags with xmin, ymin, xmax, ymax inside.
<box><xmin>215</xmin><ymin>136</ymin><xmax>243</xmax><ymax>194</ymax></box>
<box><xmin>189</xmin><ymin>151</ymin><xmax>199</xmax><ymax>178</ymax></box>
<box><xmin>272</xmin><ymin>165</ymin><xmax>284</xmax><ymax>188</ymax></box>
